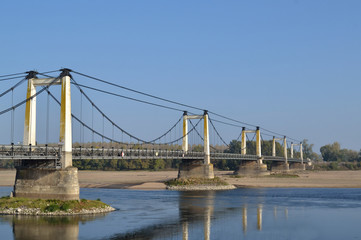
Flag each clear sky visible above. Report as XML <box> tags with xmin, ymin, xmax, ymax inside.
<box><xmin>0</xmin><ymin>1</ymin><xmax>360</xmax><ymax>153</ymax></box>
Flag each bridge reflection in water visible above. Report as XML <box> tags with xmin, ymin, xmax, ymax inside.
<box><xmin>179</xmin><ymin>191</ymin><xmax>290</xmax><ymax>240</ymax></box>
<box><xmin>0</xmin><ymin>190</ymin><xmax>292</xmax><ymax>240</ymax></box>
<box><xmin>0</xmin><ymin>214</ymin><xmax>108</xmax><ymax>240</ymax></box>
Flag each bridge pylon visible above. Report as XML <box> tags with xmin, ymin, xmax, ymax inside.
<box><xmin>14</xmin><ymin>69</ymin><xmax>79</xmax><ymax>200</ymax></box>
<box><xmin>289</xmin><ymin>142</ymin><xmax>306</xmax><ymax>170</ymax></box>
<box><xmin>236</xmin><ymin>127</ymin><xmax>269</xmax><ymax>176</ymax></box>
<box><xmin>178</xmin><ymin>111</ymin><xmax>214</xmax><ymax>179</ymax></box>
<box><xmin>270</xmin><ymin>136</ymin><xmax>290</xmax><ymax>172</ymax></box>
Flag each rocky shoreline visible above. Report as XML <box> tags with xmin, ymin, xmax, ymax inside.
<box><xmin>0</xmin><ymin>206</ymin><xmax>115</xmax><ymax>216</ymax></box>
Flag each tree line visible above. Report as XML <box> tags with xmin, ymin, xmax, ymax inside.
<box><xmin>320</xmin><ymin>142</ymin><xmax>360</xmax><ymax>162</ymax></box>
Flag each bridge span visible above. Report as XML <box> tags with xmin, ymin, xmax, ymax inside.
<box><xmin>0</xmin><ymin>68</ymin><xmax>308</xmax><ymax>200</ymax></box>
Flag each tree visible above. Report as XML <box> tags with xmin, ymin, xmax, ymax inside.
<box><xmin>225</xmin><ymin>140</ymin><xmax>242</xmax><ymax>154</ymax></box>
<box><xmin>192</xmin><ymin>144</ymin><xmax>203</xmax><ymax>152</ymax></box>
<box><xmin>151</xmin><ymin>159</ymin><xmax>165</xmax><ymax>170</ymax></box>
<box><xmin>320</xmin><ymin>142</ymin><xmax>341</xmax><ymax>162</ymax></box>
<box><xmin>302</xmin><ymin>139</ymin><xmax>321</xmax><ymax>161</ymax></box>
<box><xmin>320</xmin><ymin>142</ymin><xmax>358</xmax><ymax>162</ymax></box>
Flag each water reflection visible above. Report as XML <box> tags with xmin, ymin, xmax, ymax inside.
<box><xmin>257</xmin><ymin>204</ymin><xmax>263</xmax><ymax>230</ymax></box>
<box><xmin>0</xmin><ymin>214</ymin><xmax>108</xmax><ymax>240</ymax></box>
<box><xmin>182</xmin><ymin>221</ymin><xmax>188</xmax><ymax>240</ymax></box>
<box><xmin>179</xmin><ymin>191</ymin><xmax>214</xmax><ymax>240</ymax></box>
<box><xmin>102</xmin><ymin>190</ymin><xmax>292</xmax><ymax>240</ymax></box>
<box><xmin>242</xmin><ymin>206</ymin><xmax>247</xmax><ymax>233</ymax></box>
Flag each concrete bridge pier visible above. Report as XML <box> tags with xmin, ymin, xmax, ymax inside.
<box><xmin>270</xmin><ymin>161</ymin><xmax>290</xmax><ymax>172</ymax></box>
<box><xmin>289</xmin><ymin>162</ymin><xmax>306</xmax><ymax>171</ymax></box>
<box><xmin>13</xmin><ymin>167</ymin><xmax>79</xmax><ymax>200</ymax></box>
<box><xmin>178</xmin><ymin>160</ymin><xmax>214</xmax><ymax>179</ymax></box>
<box><xmin>13</xmin><ymin>70</ymin><xmax>79</xmax><ymax>200</ymax></box>
<box><xmin>236</xmin><ymin>159</ymin><xmax>269</xmax><ymax>176</ymax></box>
<box><xmin>178</xmin><ymin>111</ymin><xmax>214</xmax><ymax>179</ymax></box>
<box><xmin>236</xmin><ymin>127</ymin><xmax>269</xmax><ymax>176</ymax></box>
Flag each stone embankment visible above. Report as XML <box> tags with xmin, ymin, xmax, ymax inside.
<box><xmin>0</xmin><ymin>206</ymin><xmax>115</xmax><ymax>216</ymax></box>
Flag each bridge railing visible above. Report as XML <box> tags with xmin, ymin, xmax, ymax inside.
<box><xmin>71</xmin><ymin>147</ymin><xmax>259</xmax><ymax>161</ymax></box>
<box><xmin>262</xmin><ymin>156</ymin><xmax>304</xmax><ymax>163</ymax></box>
<box><xmin>72</xmin><ymin>147</ymin><xmax>206</xmax><ymax>160</ymax></box>
<box><xmin>287</xmin><ymin>158</ymin><xmax>303</xmax><ymax>163</ymax></box>
<box><xmin>210</xmin><ymin>152</ymin><xmax>258</xmax><ymax>160</ymax></box>
<box><xmin>263</xmin><ymin>156</ymin><xmax>286</xmax><ymax>161</ymax></box>
<box><xmin>0</xmin><ymin>144</ymin><xmax>61</xmax><ymax>160</ymax></box>
<box><xmin>0</xmin><ymin>144</ymin><xmax>61</xmax><ymax>169</ymax></box>
<box><xmin>0</xmin><ymin>144</ymin><xmax>304</xmax><ymax>163</ymax></box>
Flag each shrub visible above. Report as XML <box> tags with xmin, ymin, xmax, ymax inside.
<box><xmin>45</xmin><ymin>204</ymin><xmax>60</xmax><ymax>212</ymax></box>
<box><xmin>60</xmin><ymin>202</ymin><xmax>71</xmax><ymax>211</ymax></box>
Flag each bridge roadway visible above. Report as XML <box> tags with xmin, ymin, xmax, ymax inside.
<box><xmin>0</xmin><ymin>144</ymin><xmax>304</xmax><ymax>163</ymax></box>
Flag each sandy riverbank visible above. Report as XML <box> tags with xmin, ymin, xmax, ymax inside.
<box><xmin>1</xmin><ymin>170</ymin><xmax>361</xmax><ymax>189</ymax></box>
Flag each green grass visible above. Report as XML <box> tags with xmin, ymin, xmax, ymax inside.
<box><xmin>0</xmin><ymin>196</ymin><xmax>110</xmax><ymax>213</ymax></box>
<box><xmin>165</xmin><ymin>177</ymin><xmax>229</xmax><ymax>186</ymax></box>
<box><xmin>265</xmin><ymin>173</ymin><xmax>299</xmax><ymax>178</ymax></box>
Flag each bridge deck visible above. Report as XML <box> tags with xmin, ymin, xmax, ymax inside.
<box><xmin>0</xmin><ymin>145</ymin><xmax>304</xmax><ymax>163</ymax></box>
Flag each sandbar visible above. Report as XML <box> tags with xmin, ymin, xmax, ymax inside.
<box><xmin>1</xmin><ymin>170</ymin><xmax>361</xmax><ymax>190</ymax></box>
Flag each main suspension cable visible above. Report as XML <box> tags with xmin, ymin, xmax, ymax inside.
<box><xmin>72</xmin><ymin>70</ymin><xmax>205</xmax><ymax>112</ymax></box>
<box><xmin>0</xmin><ymin>72</ymin><xmax>26</xmax><ymax>78</ymax></box>
<box><xmin>47</xmin><ymin>69</ymin><xmax>303</xmax><ymax>144</ymax></box>
<box><xmin>70</xmin><ymin>82</ymin><xmax>185</xmax><ymax>112</ymax></box>
<box><xmin>0</xmin><ymin>75</ymin><xmax>27</xmax><ymax>82</ymax></box>
<box><xmin>0</xmin><ymin>77</ymin><xmax>27</xmax><ymax>98</ymax></box>
<box><xmin>40</xmin><ymin>72</ymin><xmax>188</xmax><ymax>145</ymax></box>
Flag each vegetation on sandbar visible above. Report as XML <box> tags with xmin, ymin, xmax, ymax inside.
<box><xmin>0</xmin><ymin>197</ymin><xmax>110</xmax><ymax>213</ymax></box>
<box><xmin>265</xmin><ymin>173</ymin><xmax>299</xmax><ymax>178</ymax></box>
<box><xmin>165</xmin><ymin>177</ymin><xmax>229</xmax><ymax>187</ymax></box>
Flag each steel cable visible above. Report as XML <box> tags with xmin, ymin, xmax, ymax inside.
<box><xmin>0</xmin><ymin>77</ymin><xmax>27</xmax><ymax>98</ymax></box>
<box><xmin>72</xmin><ymin>70</ymin><xmax>205</xmax><ymax>112</ymax></box>
<box><xmin>0</xmin><ymin>76</ymin><xmax>61</xmax><ymax>116</ymax></box>
<box><xmin>208</xmin><ymin>117</ymin><xmax>229</xmax><ymax>147</ymax></box>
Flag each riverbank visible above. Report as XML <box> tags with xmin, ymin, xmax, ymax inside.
<box><xmin>1</xmin><ymin>169</ymin><xmax>361</xmax><ymax>189</ymax></box>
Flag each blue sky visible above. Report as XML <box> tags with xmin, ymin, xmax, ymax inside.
<box><xmin>0</xmin><ymin>1</ymin><xmax>360</xmax><ymax>153</ymax></box>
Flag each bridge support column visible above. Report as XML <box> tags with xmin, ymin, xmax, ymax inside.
<box><xmin>182</xmin><ymin>111</ymin><xmax>188</xmax><ymax>152</ymax></box>
<box><xmin>272</xmin><ymin>136</ymin><xmax>276</xmax><ymax>157</ymax></box>
<box><xmin>59</xmin><ymin>70</ymin><xmax>73</xmax><ymax>168</ymax></box>
<box><xmin>241</xmin><ymin>127</ymin><xmax>246</xmax><ymax>155</ymax></box>
<box><xmin>23</xmin><ymin>72</ymin><xmax>37</xmax><ymax>146</ymax></box>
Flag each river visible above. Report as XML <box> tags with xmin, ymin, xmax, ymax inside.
<box><xmin>0</xmin><ymin>187</ymin><xmax>361</xmax><ymax>239</ymax></box>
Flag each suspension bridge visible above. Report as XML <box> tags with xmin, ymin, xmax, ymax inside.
<box><xmin>0</xmin><ymin>68</ymin><xmax>308</xmax><ymax>200</ymax></box>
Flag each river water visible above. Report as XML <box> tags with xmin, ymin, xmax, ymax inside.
<box><xmin>0</xmin><ymin>187</ymin><xmax>361</xmax><ymax>240</ymax></box>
